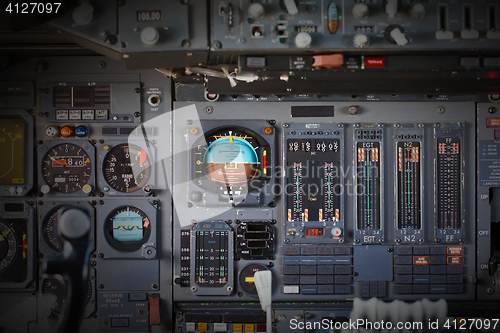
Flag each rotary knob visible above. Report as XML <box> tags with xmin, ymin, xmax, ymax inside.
<box><xmin>409</xmin><ymin>4</ymin><xmax>425</xmax><ymax>19</ymax></box>
<box><xmin>353</xmin><ymin>34</ymin><xmax>370</xmax><ymax>48</ymax></box>
<box><xmin>141</xmin><ymin>27</ymin><xmax>159</xmax><ymax>45</ymax></box>
<box><xmin>352</xmin><ymin>3</ymin><xmax>369</xmax><ymax>18</ymax></box>
<box><xmin>248</xmin><ymin>3</ymin><xmax>265</xmax><ymax>18</ymax></box>
<box><xmin>72</xmin><ymin>2</ymin><xmax>94</xmax><ymax>26</ymax></box>
<box><xmin>295</xmin><ymin>32</ymin><xmax>312</xmax><ymax>48</ymax></box>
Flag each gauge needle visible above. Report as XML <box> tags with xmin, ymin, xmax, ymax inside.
<box><xmin>0</xmin><ymin>229</ymin><xmax>10</xmax><ymax>242</ymax></box>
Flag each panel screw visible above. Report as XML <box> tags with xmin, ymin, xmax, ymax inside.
<box><xmin>238</xmin><ymin>292</ymin><xmax>243</xmax><ymax>297</ymax></box>
<box><xmin>348</xmin><ymin>105</ymin><xmax>358</xmax><ymax>115</ymax></box>
<box><xmin>227</xmin><ymin>286</ymin><xmax>233</xmax><ymax>292</ymax></box>
<box><xmin>283</xmin><ymin>123</ymin><xmax>289</xmax><ymax>128</ymax></box>
<box><xmin>99</xmin><ymin>284</ymin><xmax>104</xmax><ymax>289</ymax></box>
<box><xmin>36</xmin><ymin>60</ymin><xmax>48</xmax><ymax>72</ymax></box>
<box><xmin>267</xmin><ymin>262</ymin><xmax>274</xmax><ymax>267</ymax></box>
<box><xmin>186</xmin><ymin>120</ymin><xmax>193</xmax><ymax>125</ymax></box>
<box><xmin>134</xmin><ymin>112</ymin><xmax>141</xmax><ymax>117</ymax></box>
<box><xmin>284</xmin><ymin>239</ymin><xmax>290</xmax><ymax>244</ymax></box>
<box><xmin>134</xmin><ymin>88</ymin><xmax>140</xmax><ymax>93</ymax></box>
<box><xmin>187</xmin><ymin>202</ymin><xmax>193</xmax><ymax>207</ymax></box>
<box><xmin>152</xmin><ymin>284</ymin><xmax>157</xmax><ymax>289</ymax></box>
<box><xmin>271</xmin><ymin>219</ymin><xmax>276</xmax><ymax>224</ymax></box>
<box><xmin>354</xmin><ymin>238</ymin><xmax>360</xmax><ymax>243</ymax></box>
<box><xmin>387</xmin><ymin>248</ymin><xmax>393</xmax><ymax>252</ymax></box>
<box><xmin>487</xmin><ymin>288</ymin><xmax>494</xmax><ymax>294</ymax></box>
<box><xmin>91</xmin><ymin>261</ymin><xmax>96</xmax><ymax>266</ymax></box>
<box><xmin>99</xmin><ymin>61</ymin><xmax>107</xmax><ymax>69</ymax></box>
<box><xmin>353</xmin><ymin>272</ymin><xmax>359</xmax><ymax>276</ymax></box>
<box><xmin>269</xmin><ymin>119</ymin><xmax>276</xmax><ymax>125</ymax></box>
<box><xmin>98</xmin><ymin>253</ymin><xmax>104</xmax><ymax>258</ymax></box>
<box><xmin>182</xmin><ymin>40</ymin><xmax>190</xmax><ymax>47</ymax></box>
<box><xmin>204</xmin><ymin>106</ymin><xmax>214</xmax><ymax>114</ymax></box>
<box><xmin>214</xmin><ymin>41</ymin><xmax>222</xmax><ymax>49</ymax></box>
<box><xmin>489</xmin><ymin>107</ymin><xmax>497</xmax><ymax>114</ymax></box>
<box><xmin>269</xmin><ymin>255</ymin><xmax>275</xmax><ymax>260</ymax></box>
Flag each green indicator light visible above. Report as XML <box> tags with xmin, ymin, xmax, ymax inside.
<box><xmin>247</xmin><ymin>17</ymin><xmax>254</xmax><ymax>24</ymax></box>
<box><xmin>279</xmin><ymin>38</ymin><xmax>287</xmax><ymax>43</ymax></box>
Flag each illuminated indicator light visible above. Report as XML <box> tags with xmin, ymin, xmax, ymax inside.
<box><xmin>60</xmin><ymin>126</ymin><xmax>73</xmax><ymax>138</ymax></box>
<box><xmin>447</xmin><ymin>256</ymin><xmax>464</xmax><ymax>265</ymax></box>
<box><xmin>233</xmin><ymin>324</ymin><xmax>243</xmax><ymax>332</ymax></box>
<box><xmin>257</xmin><ymin>324</ymin><xmax>267</xmax><ymax>332</ymax></box>
<box><xmin>190</xmin><ymin>127</ymin><xmax>198</xmax><ymax>134</ymax></box>
<box><xmin>103</xmin><ymin>145</ymin><xmax>110</xmax><ymax>150</ymax></box>
<box><xmin>144</xmin><ymin>217</ymin><xmax>150</xmax><ymax>228</ymax></box>
<box><xmin>365</xmin><ymin>57</ymin><xmax>385</xmax><ymax>68</ymax></box>
<box><xmin>264</xmin><ymin>127</ymin><xmax>273</xmax><ymax>135</ymax></box>
<box><xmin>413</xmin><ymin>256</ymin><xmax>430</xmax><ymax>265</ymax></box>
<box><xmin>447</xmin><ymin>246</ymin><xmax>464</xmax><ymax>255</ymax></box>
<box><xmin>245</xmin><ymin>276</ymin><xmax>255</xmax><ymax>283</ymax></box>
<box><xmin>487</xmin><ymin>118</ymin><xmax>500</xmax><ymax>127</ymax></box>
<box><xmin>22</xmin><ymin>233</ymin><xmax>27</xmax><ymax>259</ymax></box>
<box><xmin>245</xmin><ymin>324</ymin><xmax>255</xmax><ymax>332</ymax></box>
<box><xmin>197</xmin><ymin>322</ymin><xmax>208</xmax><ymax>332</ymax></box>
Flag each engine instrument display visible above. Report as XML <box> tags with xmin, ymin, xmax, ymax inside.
<box><xmin>41</xmin><ymin>143</ymin><xmax>92</xmax><ymax>194</ymax></box>
<box><xmin>0</xmin><ymin>119</ymin><xmax>25</xmax><ymax>185</ymax></box>
<box><xmin>104</xmin><ymin>206</ymin><xmax>151</xmax><ymax>252</ymax></box>
<box><xmin>192</xmin><ymin>127</ymin><xmax>270</xmax><ymax>196</ymax></box>
<box><xmin>283</xmin><ymin>124</ymin><xmax>344</xmax><ymax>243</ymax></box>
<box><xmin>0</xmin><ymin>216</ymin><xmax>28</xmax><ymax>284</ymax></box>
<box><xmin>102</xmin><ymin>143</ymin><xmax>152</xmax><ymax>193</ymax></box>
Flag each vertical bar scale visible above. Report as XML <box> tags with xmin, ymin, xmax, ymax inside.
<box><xmin>354</xmin><ymin>125</ymin><xmax>384</xmax><ymax>244</ymax></box>
<box><xmin>395</xmin><ymin>126</ymin><xmax>424</xmax><ymax>244</ymax></box>
<box><xmin>190</xmin><ymin>221</ymin><xmax>234</xmax><ymax>295</ymax></box>
<box><xmin>434</xmin><ymin>123</ymin><xmax>464</xmax><ymax>243</ymax></box>
<box><xmin>283</xmin><ymin>123</ymin><xmax>344</xmax><ymax>244</ymax></box>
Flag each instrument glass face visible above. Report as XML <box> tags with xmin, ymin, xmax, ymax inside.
<box><xmin>104</xmin><ymin>206</ymin><xmax>151</xmax><ymax>252</ymax></box>
<box><xmin>203</xmin><ymin>130</ymin><xmax>260</xmax><ymax>187</ymax></box>
<box><xmin>0</xmin><ymin>118</ymin><xmax>25</xmax><ymax>185</ymax></box>
<box><xmin>103</xmin><ymin>143</ymin><xmax>152</xmax><ymax>193</ymax></box>
<box><xmin>192</xmin><ymin>127</ymin><xmax>271</xmax><ymax>196</ymax></box>
<box><xmin>41</xmin><ymin>143</ymin><xmax>92</xmax><ymax>193</ymax></box>
<box><xmin>0</xmin><ymin>221</ymin><xmax>17</xmax><ymax>272</ymax></box>
<box><xmin>42</xmin><ymin>208</ymin><xmax>63</xmax><ymax>252</ymax></box>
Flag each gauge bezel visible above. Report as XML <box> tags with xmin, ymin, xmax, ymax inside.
<box><xmin>38</xmin><ymin>202</ymin><xmax>95</xmax><ymax>257</ymax></box>
<box><xmin>38</xmin><ymin>140</ymin><xmax>95</xmax><ymax>197</ymax></box>
<box><xmin>187</xmin><ymin>121</ymin><xmax>276</xmax><ymax>207</ymax></box>
<box><xmin>0</xmin><ymin>200</ymin><xmax>34</xmax><ymax>291</ymax></box>
<box><xmin>99</xmin><ymin>141</ymin><xmax>155</xmax><ymax>196</ymax></box>
<box><xmin>0</xmin><ymin>110</ymin><xmax>34</xmax><ymax>197</ymax></box>
<box><xmin>97</xmin><ymin>200</ymin><xmax>158</xmax><ymax>259</ymax></box>
<box><xmin>104</xmin><ymin>206</ymin><xmax>152</xmax><ymax>252</ymax></box>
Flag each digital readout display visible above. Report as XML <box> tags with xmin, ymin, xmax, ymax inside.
<box><xmin>305</xmin><ymin>227</ymin><xmax>324</xmax><ymax>237</ymax></box>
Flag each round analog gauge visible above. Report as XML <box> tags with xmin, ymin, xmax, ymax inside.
<box><xmin>104</xmin><ymin>206</ymin><xmax>151</xmax><ymax>252</ymax></box>
<box><xmin>42</xmin><ymin>277</ymin><xmax>92</xmax><ymax>314</ymax></box>
<box><xmin>41</xmin><ymin>143</ymin><xmax>92</xmax><ymax>194</ymax></box>
<box><xmin>42</xmin><ymin>208</ymin><xmax>63</xmax><ymax>252</ymax></box>
<box><xmin>0</xmin><ymin>221</ymin><xmax>18</xmax><ymax>272</ymax></box>
<box><xmin>238</xmin><ymin>263</ymin><xmax>269</xmax><ymax>297</ymax></box>
<box><xmin>192</xmin><ymin>127</ymin><xmax>271</xmax><ymax>193</ymax></box>
<box><xmin>103</xmin><ymin>143</ymin><xmax>152</xmax><ymax>193</ymax></box>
